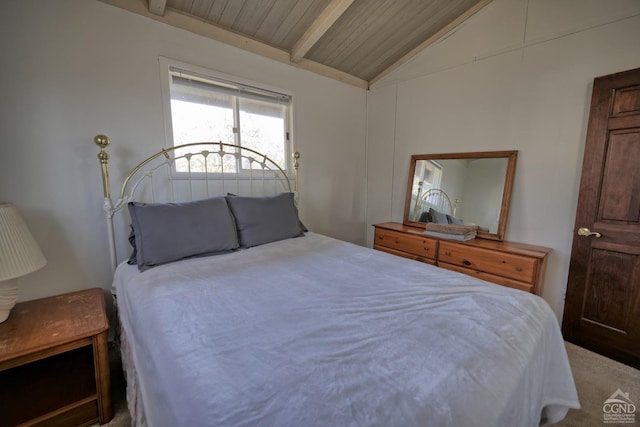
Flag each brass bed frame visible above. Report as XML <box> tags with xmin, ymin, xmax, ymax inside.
<box><xmin>94</xmin><ymin>134</ymin><xmax>299</xmax><ymax>272</ymax></box>
<box><xmin>411</xmin><ymin>185</ymin><xmax>453</xmax><ymax>222</ymax></box>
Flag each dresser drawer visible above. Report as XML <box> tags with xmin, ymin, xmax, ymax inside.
<box><xmin>438</xmin><ymin>261</ymin><xmax>533</xmax><ymax>293</ymax></box>
<box><xmin>438</xmin><ymin>241</ymin><xmax>536</xmax><ymax>283</ymax></box>
<box><xmin>374</xmin><ymin>228</ymin><xmax>437</xmax><ymax>260</ymax></box>
<box><xmin>375</xmin><ymin>245</ymin><xmax>437</xmax><ymax>265</ymax></box>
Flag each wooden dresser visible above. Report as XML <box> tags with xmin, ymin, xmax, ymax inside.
<box><xmin>373</xmin><ymin>222</ymin><xmax>551</xmax><ymax>295</ymax></box>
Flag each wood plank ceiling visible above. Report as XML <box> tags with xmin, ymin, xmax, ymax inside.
<box><xmin>100</xmin><ymin>0</ymin><xmax>492</xmax><ymax>88</ymax></box>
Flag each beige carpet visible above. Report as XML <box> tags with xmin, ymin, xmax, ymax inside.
<box><xmin>97</xmin><ymin>342</ymin><xmax>639</xmax><ymax>426</ymax></box>
<box><xmin>554</xmin><ymin>342</ymin><xmax>640</xmax><ymax>426</ymax></box>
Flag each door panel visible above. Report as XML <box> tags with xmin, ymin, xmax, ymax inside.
<box><xmin>612</xmin><ymin>86</ymin><xmax>640</xmax><ymax>115</ymax></box>
<box><xmin>563</xmin><ymin>67</ymin><xmax>640</xmax><ymax>369</ymax></box>
<box><xmin>582</xmin><ymin>248</ymin><xmax>638</xmax><ymax>331</ymax></box>
<box><xmin>600</xmin><ymin>131</ymin><xmax>640</xmax><ymax>222</ymax></box>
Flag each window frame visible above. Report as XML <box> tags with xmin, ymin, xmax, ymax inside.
<box><xmin>159</xmin><ymin>57</ymin><xmax>295</xmax><ymax>176</ymax></box>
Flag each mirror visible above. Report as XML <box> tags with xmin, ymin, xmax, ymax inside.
<box><xmin>403</xmin><ymin>151</ymin><xmax>517</xmax><ymax>241</ymax></box>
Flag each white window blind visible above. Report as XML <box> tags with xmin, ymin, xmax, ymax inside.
<box><xmin>167</xmin><ymin>66</ymin><xmax>292</xmax><ymax>172</ymax></box>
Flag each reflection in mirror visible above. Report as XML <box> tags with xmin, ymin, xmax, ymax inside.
<box><xmin>403</xmin><ymin>151</ymin><xmax>517</xmax><ymax>241</ymax></box>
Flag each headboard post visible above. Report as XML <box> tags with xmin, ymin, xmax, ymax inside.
<box><xmin>293</xmin><ymin>151</ymin><xmax>300</xmax><ymax>192</ymax></box>
<box><xmin>94</xmin><ymin>135</ymin><xmax>111</xmax><ymax>199</ymax></box>
<box><xmin>94</xmin><ymin>135</ymin><xmax>118</xmax><ymax>273</ymax></box>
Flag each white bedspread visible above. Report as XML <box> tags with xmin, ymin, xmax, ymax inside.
<box><xmin>114</xmin><ymin>232</ymin><xmax>579</xmax><ymax>427</ymax></box>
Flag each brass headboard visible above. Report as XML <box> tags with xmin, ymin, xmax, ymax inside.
<box><xmin>411</xmin><ymin>185</ymin><xmax>453</xmax><ymax>222</ymax></box>
<box><xmin>94</xmin><ymin>135</ymin><xmax>299</xmax><ymax>272</ymax></box>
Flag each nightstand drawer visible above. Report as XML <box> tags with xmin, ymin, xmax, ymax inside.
<box><xmin>438</xmin><ymin>241</ymin><xmax>536</xmax><ymax>283</ymax></box>
<box><xmin>375</xmin><ymin>228</ymin><xmax>437</xmax><ymax>260</ymax></box>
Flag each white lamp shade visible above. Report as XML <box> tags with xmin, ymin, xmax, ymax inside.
<box><xmin>0</xmin><ymin>203</ymin><xmax>47</xmax><ymax>281</ymax></box>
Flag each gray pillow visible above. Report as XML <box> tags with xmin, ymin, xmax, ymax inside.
<box><xmin>226</xmin><ymin>192</ymin><xmax>305</xmax><ymax>247</ymax></box>
<box><xmin>429</xmin><ymin>208</ymin><xmax>449</xmax><ymax>224</ymax></box>
<box><xmin>419</xmin><ymin>211</ymin><xmax>432</xmax><ymax>223</ymax></box>
<box><xmin>447</xmin><ymin>214</ymin><xmax>464</xmax><ymax>225</ymax></box>
<box><xmin>128</xmin><ymin>197</ymin><xmax>239</xmax><ymax>271</ymax></box>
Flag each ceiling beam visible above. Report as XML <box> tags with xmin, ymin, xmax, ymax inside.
<box><xmin>369</xmin><ymin>0</ymin><xmax>493</xmax><ymax>87</ymax></box>
<box><xmin>148</xmin><ymin>0</ymin><xmax>167</xmax><ymax>16</ymax></box>
<box><xmin>290</xmin><ymin>0</ymin><xmax>355</xmax><ymax>64</ymax></box>
<box><xmin>98</xmin><ymin>0</ymin><xmax>368</xmax><ymax>89</ymax></box>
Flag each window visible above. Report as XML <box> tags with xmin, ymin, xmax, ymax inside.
<box><xmin>412</xmin><ymin>160</ymin><xmax>443</xmax><ymax>194</ymax></box>
<box><xmin>164</xmin><ymin>62</ymin><xmax>292</xmax><ymax>173</ymax></box>
<box><xmin>420</xmin><ymin>160</ymin><xmax>443</xmax><ymax>189</ymax></box>
<box><xmin>410</xmin><ymin>160</ymin><xmax>443</xmax><ymax>221</ymax></box>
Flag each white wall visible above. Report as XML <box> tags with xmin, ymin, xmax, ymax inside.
<box><xmin>366</xmin><ymin>0</ymin><xmax>640</xmax><ymax>321</ymax></box>
<box><xmin>0</xmin><ymin>0</ymin><xmax>366</xmax><ymax>303</ymax></box>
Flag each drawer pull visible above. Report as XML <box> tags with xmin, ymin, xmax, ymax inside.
<box><xmin>515</xmin><ymin>266</ymin><xmax>523</xmax><ymax>272</ymax></box>
<box><xmin>445</xmin><ymin>251</ymin><xmax>451</xmax><ymax>256</ymax></box>
<box><xmin>463</xmin><ymin>259</ymin><xmax>471</xmax><ymax>266</ymax></box>
<box><xmin>423</xmin><ymin>247</ymin><xmax>430</xmax><ymax>252</ymax></box>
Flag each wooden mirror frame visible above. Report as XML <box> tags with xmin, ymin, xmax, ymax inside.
<box><xmin>403</xmin><ymin>151</ymin><xmax>518</xmax><ymax>241</ymax></box>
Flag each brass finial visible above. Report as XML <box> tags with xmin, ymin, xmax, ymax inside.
<box><xmin>293</xmin><ymin>152</ymin><xmax>300</xmax><ymax>192</ymax></box>
<box><xmin>94</xmin><ymin>134</ymin><xmax>110</xmax><ymax>149</ymax></box>
<box><xmin>95</xmin><ymin>135</ymin><xmax>110</xmax><ymax>164</ymax></box>
<box><xmin>94</xmin><ymin>135</ymin><xmax>111</xmax><ymax>198</ymax></box>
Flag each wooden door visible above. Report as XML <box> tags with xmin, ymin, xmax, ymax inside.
<box><xmin>562</xmin><ymin>67</ymin><xmax>640</xmax><ymax>369</ymax></box>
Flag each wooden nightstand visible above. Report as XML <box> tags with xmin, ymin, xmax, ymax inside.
<box><xmin>0</xmin><ymin>288</ymin><xmax>112</xmax><ymax>426</ymax></box>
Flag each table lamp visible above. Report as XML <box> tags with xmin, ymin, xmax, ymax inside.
<box><xmin>0</xmin><ymin>203</ymin><xmax>47</xmax><ymax>323</ymax></box>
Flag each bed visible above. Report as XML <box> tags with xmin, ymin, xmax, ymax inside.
<box><xmin>94</xmin><ymin>135</ymin><xmax>579</xmax><ymax>427</ymax></box>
